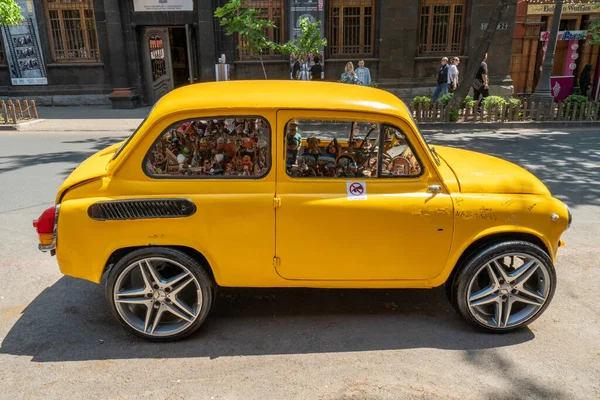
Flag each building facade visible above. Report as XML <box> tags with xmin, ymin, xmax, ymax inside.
<box><xmin>511</xmin><ymin>0</ymin><xmax>600</xmax><ymax>100</ymax></box>
<box><xmin>0</xmin><ymin>0</ymin><xmax>517</xmax><ymax>108</ymax></box>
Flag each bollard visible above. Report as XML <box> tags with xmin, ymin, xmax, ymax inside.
<box><xmin>8</xmin><ymin>104</ymin><xmax>17</xmax><ymax>124</ymax></box>
<box><xmin>31</xmin><ymin>100</ymin><xmax>38</xmax><ymax>119</ymax></box>
<box><xmin>0</xmin><ymin>100</ymin><xmax>7</xmax><ymax>124</ymax></box>
<box><xmin>16</xmin><ymin>100</ymin><xmax>23</xmax><ymax>120</ymax></box>
<box><xmin>23</xmin><ymin>100</ymin><xmax>31</xmax><ymax>119</ymax></box>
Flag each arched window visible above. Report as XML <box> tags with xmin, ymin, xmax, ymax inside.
<box><xmin>328</xmin><ymin>0</ymin><xmax>376</xmax><ymax>58</ymax></box>
<box><xmin>418</xmin><ymin>0</ymin><xmax>465</xmax><ymax>55</ymax></box>
<box><xmin>44</xmin><ymin>0</ymin><xmax>100</xmax><ymax>62</ymax></box>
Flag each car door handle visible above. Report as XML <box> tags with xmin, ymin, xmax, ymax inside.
<box><xmin>427</xmin><ymin>185</ymin><xmax>442</xmax><ymax>193</ymax></box>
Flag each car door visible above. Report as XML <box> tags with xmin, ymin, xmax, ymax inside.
<box><xmin>274</xmin><ymin>110</ymin><xmax>454</xmax><ymax>281</ymax></box>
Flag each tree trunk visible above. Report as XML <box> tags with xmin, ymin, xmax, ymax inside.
<box><xmin>449</xmin><ymin>0</ymin><xmax>511</xmax><ymax>109</ymax></box>
<box><xmin>259</xmin><ymin>56</ymin><xmax>268</xmax><ymax>80</ymax></box>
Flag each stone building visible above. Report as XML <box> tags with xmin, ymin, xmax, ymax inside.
<box><xmin>0</xmin><ymin>0</ymin><xmax>517</xmax><ymax>108</ymax></box>
<box><xmin>511</xmin><ymin>0</ymin><xmax>600</xmax><ymax>100</ymax></box>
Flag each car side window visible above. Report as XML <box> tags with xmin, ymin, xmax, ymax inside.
<box><xmin>285</xmin><ymin>119</ymin><xmax>421</xmax><ymax>178</ymax></box>
<box><xmin>144</xmin><ymin>117</ymin><xmax>271</xmax><ymax>178</ymax></box>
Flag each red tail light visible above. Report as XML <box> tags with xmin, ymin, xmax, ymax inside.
<box><xmin>33</xmin><ymin>206</ymin><xmax>57</xmax><ymax>234</ymax></box>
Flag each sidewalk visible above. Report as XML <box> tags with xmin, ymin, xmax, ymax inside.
<box><xmin>4</xmin><ymin>106</ymin><xmax>151</xmax><ymax>132</ymax></box>
<box><xmin>4</xmin><ymin>105</ymin><xmax>599</xmax><ymax>133</ymax></box>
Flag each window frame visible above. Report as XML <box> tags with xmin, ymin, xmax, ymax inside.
<box><xmin>142</xmin><ymin>115</ymin><xmax>273</xmax><ymax>181</ymax></box>
<box><xmin>44</xmin><ymin>0</ymin><xmax>101</xmax><ymax>63</ymax></box>
<box><xmin>237</xmin><ymin>0</ymin><xmax>285</xmax><ymax>61</ymax></box>
<box><xmin>283</xmin><ymin>117</ymin><xmax>425</xmax><ymax>181</ymax></box>
<box><xmin>418</xmin><ymin>0</ymin><xmax>466</xmax><ymax>56</ymax></box>
<box><xmin>328</xmin><ymin>0</ymin><xmax>376</xmax><ymax>59</ymax></box>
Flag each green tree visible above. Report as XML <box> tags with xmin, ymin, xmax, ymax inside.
<box><xmin>276</xmin><ymin>17</ymin><xmax>327</xmax><ymax>62</ymax></box>
<box><xmin>214</xmin><ymin>0</ymin><xmax>277</xmax><ymax>80</ymax></box>
<box><xmin>0</xmin><ymin>0</ymin><xmax>23</xmax><ymax>26</ymax></box>
<box><xmin>587</xmin><ymin>2</ymin><xmax>600</xmax><ymax>44</ymax></box>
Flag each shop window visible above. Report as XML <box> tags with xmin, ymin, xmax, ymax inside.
<box><xmin>145</xmin><ymin>117</ymin><xmax>271</xmax><ymax>178</ymax></box>
<box><xmin>328</xmin><ymin>0</ymin><xmax>376</xmax><ymax>58</ymax></box>
<box><xmin>418</xmin><ymin>0</ymin><xmax>465</xmax><ymax>55</ymax></box>
<box><xmin>44</xmin><ymin>0</ymin><xmax>100</xmax><ymax>62</ymax></box>
<box><xmin>238</xmin><ymin>0</ymin><xmax>284</xmax><ymax>60</ymax></box>
<box><xmin>285</xmin><ymin>119</ymin><xmax>422</xmax><ymax>179</ymax></box>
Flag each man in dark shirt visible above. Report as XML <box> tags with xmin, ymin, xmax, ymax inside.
<box><xmin>310</xmin><ymin>56</ymin><xmax>323</xmax><ymax>81</ymax></box>
<box><xmin>473</xmin><ymin>53</ymin><xmax>490</xmax><ymax>106</ymax></box>
<box><xmin>432</xmin><ymin>57</ymin><xmax>449</xmax><ymax>102</ymax></box>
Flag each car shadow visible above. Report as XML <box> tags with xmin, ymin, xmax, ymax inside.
<box><xmin>0</xmin><ymin>276</ymin><xmax>534</xmax><ymax>363</ymax></box>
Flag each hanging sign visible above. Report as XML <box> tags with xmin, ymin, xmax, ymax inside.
<box><xmin>1</xmin><ymin>0</ymin><xmax>48</xmax><ymax>85</ymax></box>
<box><xmin>528</xmin><ymin>3</ymin><xmax>598</xmax><ymax>15</ymax></box>
<box><xmin>540</xmin><ymin>30</ymin><xmax>588</xmax><ymax>41</ymax></box>
<box><xmin>133</xmin><ymin>0</ymin><xmax>193</xmax><ymax>12</ymax></box>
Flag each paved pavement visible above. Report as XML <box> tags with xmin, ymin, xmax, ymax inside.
<box><xmin>0</xmin><ymin>108</ymin><xmax>598</xmax><ymax>399</ymax></box>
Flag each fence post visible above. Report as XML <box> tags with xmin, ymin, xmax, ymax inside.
<box><xmin>432</xmin><ymin>102</ymin><xmax>438</xmax><ymax>122</ymax></box>
<box><xmin>464</xmin><ymin>105</ymin><xmax>471</xmax><ymax>122</ymax></box>
<box><xmin>595</xmin><ymin>101</ymin><xmax>600</xmax><ymax>121</ymax></box>
<box><xmin>565</xmin><ymin>102</ymin><xmax>572</xmax><ymax>122</ymax></box>
<box><xmin>573</xmin><ymin>103</ymin><xmax>580</xmax><ymax>121</ymax></box>
<box><xmin>581</xmin><ymin>102</ymin><xmax>588</xmax><ymax>121</ymax></box>
<box><xmin>537</xmin><ymin>102</ymin><xmax>543</xmax><ymax>122</ymax></box>
<box><xmin>417</xmin><ymin>103</ymin><xmax>423</xmax><ymax>122</ymax></box>
<box><xmin>557</xmin><ymin>101</ymin><xmax>563</xmax><ymax>121</ymax></box>
<box><xmin>31</xmin><ymin>100</ymin><xmax>39</xmax><ymax>119</ymax></box>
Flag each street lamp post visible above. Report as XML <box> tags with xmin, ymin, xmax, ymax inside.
<box><xmin>531</xmin><ymin>0</ymin><xmax>564</xmax><ymax>115</ymax></box>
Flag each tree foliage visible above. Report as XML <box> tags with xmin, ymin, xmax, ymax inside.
<box><xmin>276</xmin><ymin>17</ymin><xmax>327</xmax><ymax>61</ymax></box>
<box><xmin>214</xmin><ymin>0</ymin><xmax>276</xmax><ymax>79</ymax></box>
<box><xmin>0</xmin><ymin>0</ymin><xmax>23</xmax><ymax>26</ymax></box>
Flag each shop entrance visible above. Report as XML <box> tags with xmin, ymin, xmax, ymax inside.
<box><xmin>141</xmin><ymin>26</ymin><xmax>197</xmax><ymax>103</ymax></box>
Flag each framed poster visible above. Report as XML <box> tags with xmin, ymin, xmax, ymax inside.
<box><xmin>289</xmin><ymin>0</ymin><xmax>326</xmax><ymax>79</ymax></box>
<box><xmin>134</xmin><ymin>0</ymin><xmax>193</xmax><ymax>12</ymax></box>
<box><xmin>1</xmin><ymin>0</ymin><xmax>47</xmax><ymax>85</ymax></box>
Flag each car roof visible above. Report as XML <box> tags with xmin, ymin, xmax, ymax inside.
<box><xmin>152</xmin><ymin>80</ymin><xmax>410</xmax><ymax>119</ymax></box>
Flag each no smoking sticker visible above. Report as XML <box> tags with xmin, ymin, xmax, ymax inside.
<box><xmin>346</xmin><ymin>181</ymin><xmax>367</xmax><ymax>200</ymax></box>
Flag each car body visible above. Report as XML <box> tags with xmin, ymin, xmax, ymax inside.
<box><xmin>34</xmin><ymin>81</ymin><xmax>571</xmax><ymax>340</ymax></box>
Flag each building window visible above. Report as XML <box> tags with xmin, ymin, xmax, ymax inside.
<box><xmin>418</xmin><ymin>0</ymin><xmax>465</xmax><ymax>55</ymax></box>
<box><xmin>44</xmin><ymin>0</ymin><xmax>100</xmax><ymax>62</ymax></box>
<box><xmin>0</xmin><ymin>39</ymin><xmax>6</xmax><ymax>65</ymax></box>
<box><xmin>328</xmin><ymin>0</ymin><xmax>376</xmax><ymax>58</ymax></box>
<box><xmin>238</xmin><ymin>0</ymin><xmax>284</xmax><ymax>60</ymax></box>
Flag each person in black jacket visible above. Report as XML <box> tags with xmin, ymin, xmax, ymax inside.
<box><xmin>580</xmin><ymin>64</ymin><xmax>592</xmax><ymax>99</ymax></box>
<box><xmin>310</xmin><ymin>56</ymin><xmax>323</xmax><ymax>81</ymax></box>
<box><xmin>432</xmin><ymin>57</ymin><xmax>449</xmax><ymax>102</ymax></box>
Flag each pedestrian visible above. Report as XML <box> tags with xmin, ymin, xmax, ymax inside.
<box><xmin>310</xmin><ymin>56</ymin><xmax>323</xmax><ymax>81</ymax></box>
<box><xmin>472</xmin><ymin>53</ymin><xmax>490</xmax><ymax>108</ymax></box>
<box><xmin>448</xmin><ymin>57</ymin><xmax>460</xmax><ymax>93</ymax></box>
<box><xmin>432</xmin><ymin>57</ymin><xmax>449</xmax><ymax>102</ymax></box>
<box><xmin>579</xmin><ymin>64</ymin><xmax>592</xmax><ymax>99</ymax></box>
<box><xmin>291</xmin><ymin>55</ymin><xmax>300</xmax><ymax>80</ymax></box>
<box><xmin>340</xmin><ymin>62</ymin><xmax>360</xmax><ymax>84</ymax></box>
<box><xmin>355</xmin><ymin>59</ymin><xmax>371</xmax><ymax>86</ymax></box>
<box><xmin>299</xmin><ymin>59</ymin><xmax>310</xmax><ymax>80</ymax></box>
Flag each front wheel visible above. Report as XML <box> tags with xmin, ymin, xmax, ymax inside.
<box><xmin>454</xmin><ymin>241</ymin><xmax>556</xmax><ymax>332</ymax></box>
<box><xmin>105</xmin><ymin>247</ymin><xmax>214</xmax><ymax>341</ymax></box>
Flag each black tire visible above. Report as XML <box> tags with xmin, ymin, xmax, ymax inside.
<box><xmin>453</xmin><ymin>240</ymin><xmax>556</xmax><ymax>333</ymax></box>
<box><xmin>105</xmin><ymin>247</ymin><xmax>214</xmax><ymax>341</ymax></box>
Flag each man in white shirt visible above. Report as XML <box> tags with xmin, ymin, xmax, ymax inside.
<box><xmin>448</xmin><ymin>57</ymin><xmax>460</xmax><ymax>92</ymax></box>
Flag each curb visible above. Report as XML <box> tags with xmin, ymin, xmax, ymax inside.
<box><xmin>0</xmin><ymin>119</ymin><xmax>46</xmax><ymax>131</ymax></box>
<box><xmin>417</xmin><ymin>121</ymin><xmax>600</xmax><ymax>131</ymax></box>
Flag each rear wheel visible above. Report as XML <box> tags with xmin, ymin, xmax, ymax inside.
<box><xmin>453</xmin><ymin>241</ymin><xmax>556</xmax><ymax>332</ymax></box>
<box><xmin>105</xmin><ymin>247</ymin><xmax>214</xmax><ymax>341</ymax></box>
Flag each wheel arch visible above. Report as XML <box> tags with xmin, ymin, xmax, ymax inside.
<box><xmin>103</xmin><ymin>245</ymin><xmax>218</xmax><ymax>286</ymax></box>
<box><xmin>443</xmin><ymin>231</ymin><xmax>551</xmax><ymax>290</ymax></box>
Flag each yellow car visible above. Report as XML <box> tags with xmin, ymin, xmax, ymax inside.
<box><xmin>33</xmin><ymin>81</ymin><xmax>571</xmax><ymax>341</ymax></box>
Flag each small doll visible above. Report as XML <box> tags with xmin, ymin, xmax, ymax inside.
<box><xmin>225</xmin><ymin>162</ymin><xmax>234</xmax><ymax>176</ymax></box>
<box><xmin>326</xmin><ymin>138</ymin><xmax>341</xmax><ymax>159</ymax></box>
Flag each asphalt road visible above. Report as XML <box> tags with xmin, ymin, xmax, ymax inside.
<box><xmin>0</xmin><ymin>118</ymin><xmax>598</xmax><ymax>399</ymax></box>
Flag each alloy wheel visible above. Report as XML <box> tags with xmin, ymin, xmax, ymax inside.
<box><xmin>113</xmin><ymin>257</ymin><xmax>202</xmax><ymax>337</ymax></box>
<box><xmin>466</xmin><ymin>253</ymin><xmax>551</xmax><ymax>329</ymax></box>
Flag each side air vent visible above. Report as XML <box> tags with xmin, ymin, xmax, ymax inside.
<box><xmin>88</xmin><ymin>199</ymin><xmax>196</xmax><ymax>221</ymax></box>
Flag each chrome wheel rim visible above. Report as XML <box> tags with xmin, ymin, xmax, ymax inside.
<box><xmin>113</xmin><ymin>257</ymin><xmax>202</xmax><ymax>337</ymax></box>
<box><xmin>467</xmin><ymin>253</ymin><xmax>551</xmax><ymax>329</ymax></box>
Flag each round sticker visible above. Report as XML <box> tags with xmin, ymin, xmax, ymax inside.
<box><xmin>570</xmin><ymin>63</ymin><xmax>577</xmax><ymax>70</ymax></box>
